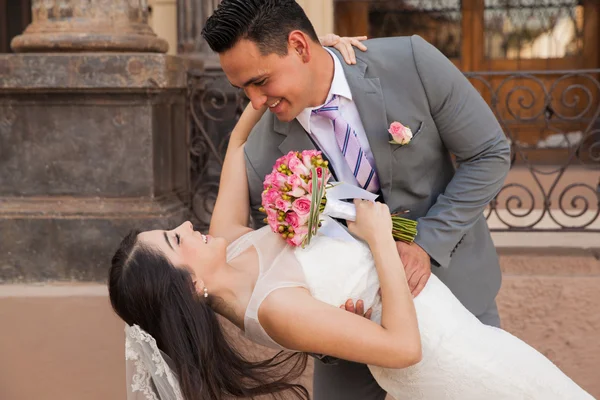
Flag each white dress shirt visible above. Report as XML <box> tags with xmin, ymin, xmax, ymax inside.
<box><xmin>295</xmin><ymin>48</ymin><xmax>376</xmax><ymax>186</ymax></box>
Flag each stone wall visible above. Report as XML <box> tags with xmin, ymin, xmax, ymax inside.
<box><xmin>0</xmin><ymin>0</ymin><xmax>197</xmax><ymax>283</ymax></box>
<box><xmin>0</xmin><ymin>53</ymin><xmax>193</xmax><ymax>282</ymax></box>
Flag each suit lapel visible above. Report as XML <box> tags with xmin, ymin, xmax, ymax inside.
<box><xmin>334</xmin><ymin>50</ymin><xmax>393</xmax><ymax>201</ymax></box>
<box><xmin>275</xmin><ymin>115</ymin><xmax>342</xmax><ymax>180</ymax></box>
<box><xmin>274</xmin><ymin>116</ymin><xmax>317</xmax><ymax>155</ymax></box>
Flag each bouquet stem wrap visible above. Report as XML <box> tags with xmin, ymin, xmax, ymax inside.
<box><xmin>318</xmin><ymin>182</ymin><xmax>418</xmax><ymax>245</ymax></box>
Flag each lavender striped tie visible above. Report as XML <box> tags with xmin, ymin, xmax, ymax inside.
<box><xmin>312</xmin><ymin>95</ymin><xmax>380</xmax><ymax>193</ymax></box>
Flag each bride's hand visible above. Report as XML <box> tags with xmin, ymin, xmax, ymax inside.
<box><xmin>230</xmin><ymin>103</ymin><xmax>268</xmax><ymax>145</ymax></box>
<box><xmin>319</xmin><ymin>34</ymin><xmax>368</xmax><ymax>65</ymax></box>
<box><xmin>347</xmin><ymin>200</ymin><xmax>392</xmax><ymax>245</ymax></box>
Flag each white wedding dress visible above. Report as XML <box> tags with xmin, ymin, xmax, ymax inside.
<box><xmin>230</xmin><ymin>226</ymin><xmax>594</xmax><ymax>400</ymax></box>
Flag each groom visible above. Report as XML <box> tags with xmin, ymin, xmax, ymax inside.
<box><xmin>202</xmin><ymin>1</ymin><xmax>510</xmax><ymax>399</ymax></box>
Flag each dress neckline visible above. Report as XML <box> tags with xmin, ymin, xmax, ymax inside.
<box><xmin>224</xmin><ymin>230</ymin><xmax>265</xmax><ymax>333</ymax></box>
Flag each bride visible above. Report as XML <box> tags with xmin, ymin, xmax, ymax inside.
<box><xmin>108</xmin><ymin>43</ymin><xmax>595</xmax><ymax>400</ymax></box>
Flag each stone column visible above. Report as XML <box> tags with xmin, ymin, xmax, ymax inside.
<box><xmin>0</xmin><ymin>1</ymin><xmax>201</xmax><ymax>282</ymax></box>
<box><xmin>176</xmin><ymin>0</ymin><xmax>221</xmax><ymax>70</ymax></box>
<box><xmin>177</xmin><ymin>0</ymin><xmax>220</xmax><ymax>55</ymax></box>
<box><xmin>11</xmin><ymin>0</ymin><xmax>168</xmax><ymax>53</ymax></box>
<box><xmin>148</xmin><ymin>0</ymin><xmax>178</xmax><ymax>55</ymax></box>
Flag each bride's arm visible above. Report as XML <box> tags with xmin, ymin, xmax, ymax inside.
<box><xmin>260</xmin><ymin>202</ymin><xmax>421</xmax><ymax>369</ymax></box>
<box><xmin>209</xmin><ymin>104</ymin><xmax>266</xmax><ymax>243</ymax></box>
<box><xmin>210</xmin><ymin>36</ymin><xmax>368</xmax><ymax>243</ymax></box>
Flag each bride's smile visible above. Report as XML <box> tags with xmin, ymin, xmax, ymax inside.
<box><xmin>136</xmin><ymin>221</ymin><xmax>259</xmax><ymax>330</ymax></box>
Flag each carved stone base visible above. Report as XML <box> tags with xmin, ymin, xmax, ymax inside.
<box><xmin>0</xmin><ymin>53</ymin><xmax>203</xmax><ymax>282</ymax></box>
<box><xmin>11</xmin><ymin>0</ymin><xmax>168</xmax><ymax>53</ymax></box>
<box><xmin>11</xmin><ymin>31</ymin><xmax>169</xmax><ymax>53</ymax></box>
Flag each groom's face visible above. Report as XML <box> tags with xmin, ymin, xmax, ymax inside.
<box><xmin>220</xmin><ymin>38</ymin><xmax>311</xmax><ymax>122</ymax></box>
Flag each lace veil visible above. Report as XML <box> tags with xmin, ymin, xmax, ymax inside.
<box><xmin>125</xmin><ymin>324</ymin><xmax>184</xmax><ymax>400</ymax></box>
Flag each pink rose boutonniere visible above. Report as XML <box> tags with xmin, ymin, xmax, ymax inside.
<box><xmin>388</xmin><ymin>121</ymin><xmax>413</xmax><ymax>145</ymax></box>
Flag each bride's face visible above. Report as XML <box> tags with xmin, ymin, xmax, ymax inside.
<box><xmin>138</xmin><ymin>221</ymin><xmax>227</xmax><ymax>289</ymax></box>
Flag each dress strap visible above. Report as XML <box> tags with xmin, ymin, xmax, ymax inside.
<box><xmin>226</xmin><ymin>231</ymin><xmax>255</xmax><ymax>262</ymax></box>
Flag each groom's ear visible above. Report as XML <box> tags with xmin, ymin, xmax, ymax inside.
<box><xmin>288</xmin><ymin>30</ymin><xmax>311</xmax><ymax>63</ymax></box>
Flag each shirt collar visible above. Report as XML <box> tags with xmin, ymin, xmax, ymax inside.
<box><xmin>296</xmin><ymin>48</ymin><xmax>353</xmax><ymax>133</ymax></box>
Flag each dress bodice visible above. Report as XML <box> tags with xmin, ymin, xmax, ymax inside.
<box><xmin>227</xmin><ymin>227</ymin><xmax>308</xmax><ymax>349</ymax></box>
<box><xmin>228</xmin><ymin>226</ymin><xmax>381</xmax><ymax>350</ymax></box>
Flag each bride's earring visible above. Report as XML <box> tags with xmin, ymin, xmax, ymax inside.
<box><xmin>203</xmin><ymin>287</ymin><xmax>208</xmax><ymax>298</ymax></box>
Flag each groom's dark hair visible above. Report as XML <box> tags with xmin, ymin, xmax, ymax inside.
<box><xmin>201</xmin><ymin>0</ymin><xmax>319</xmax><ymax>56</ymax></box>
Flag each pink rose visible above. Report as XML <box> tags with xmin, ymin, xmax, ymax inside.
<box><xmin>278</xmin><ymin>172</ymin><xmax>290</xmax><ymax>186</ymax></box>
<box><xmin>287</xmin><ymin>226</ymin><xmax>308</xmax><ymax>246</ymax></box>
<box><xmin>287</xmin><ymin>174</ymin><xmax>307</xmax><ymax>197</ymax></box>
<box><xmin>275</xmin><ymin>197</ymin><xmax>292</xmax><ymax>212</ymax></box>
<box><xmin>388</xmin><ymin>121</ymin><xmax>413</xmax><ymax>145</ymax></box>
<box><xmin>263</xmin><ymin>172</ymin><xmax>277</xmax><ymax>189</ymax></box>
<box><xmin>287</xmin><ymin>226</ymin><xmax>309</xmax><ymax>247</ymax></box>
<box><xmin>266</xmin><ymin>209</ymin><xmax>279</xmax><ymax>231</ymax></box>
<box><xmin>298</xmin><ymin>212</ymin><xmax>310</xmax><ymax>227</ymax></box>
<box><xmin>286</xmin><ymin>174</ymin><xmax>301</xmax><ymax>187</ymax></box>
<box><xmin>288</xmin><ymin>155</ymin><xmax>310</xmax><ymax>176</ymax></box>
<box><xmin>263</xmin><ymin>171</ymin><xmax>288</xmax><ymax>190</ymax></box>
<box><xmin>302</xmin><ymin>153</ymin><xmax>314</xmax><ymax>169</ymax></box>
<box><xmin>289</xmin><ymin>187</ymin><xmax>306</xmax><ymax>198</ymax></box>
<box><xmin>273</xmin><ymin>157</ymin><xmax>286</xmax><ymax>171</ymax></box>
<box><xmin>303</xmin><ymin>149</ymin><xmax>320</xmax><ymax>158</ymax></box>
<box><xmin>301</xmin><ymin>150</ymin><xmax>321</xmax><ymax>169</ymax></box>
<box><xmin>292</xmin><ymin>196</ymin><xmax>312</xmax><ymax>216</ymax></box>
<box><xmin>285</xmin><ymin>211</ymin><xmax>300</xmax><ymax>229</ymax></box>
<box><xmin>262</xmin><ymin>188</ymin><xmax>280</xmax><ymax>207</ymax></box>
<box><xmin>270</xmin><ymin>172</ymin><xmax>288</xmax><ymax>190</ymax></box>
<box><xmin>287</xmin><ymin>235</ymin><xmax>302</xmax><ymax>247</ymax></box>
<box><xmin>274</xmin><ymin>151</ymin><xmax>296</xmax><ymax>171</ymax></box>
<box><xmin>314</xmin><ymin>166</ymin><xmax>331</xmax><ymax>181</ymax></box>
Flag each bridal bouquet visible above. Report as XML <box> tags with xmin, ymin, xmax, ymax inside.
<box><xmin>260</xmin><ymin>150</ymin><xmax>417</xmax><ymax>247</ymax></box>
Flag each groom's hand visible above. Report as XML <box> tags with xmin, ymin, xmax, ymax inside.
<box><xmin>340</xmin><ymin>299</ymin><xmax>373</xmax><ymax>320</ymax></box>
<box><xmin>396</xmin><ymin>242</ymin><xmax>431</xmax><ymax>297</ymax></box>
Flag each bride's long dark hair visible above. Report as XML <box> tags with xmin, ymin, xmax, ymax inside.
<box><xmin>109</xmin><ymin>230</ymin><xmax>309</xmax><ymax>400</ymax></box>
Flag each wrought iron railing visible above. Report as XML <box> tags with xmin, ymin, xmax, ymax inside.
<box><xmin>188</xmin><ymin>68</ymin><xmax>600</xmax><ymax>232</ymax></box>
<box><xmin>465</xmin><ymin>69</ymin><xmax>600</xmax><ymax>231</ymax></box>
<box><xmin>188</xmin><ymin>68</ymin><xmax>248</xmax><ymax>230</ymax></box>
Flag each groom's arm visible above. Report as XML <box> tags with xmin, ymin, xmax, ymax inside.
<box><xmin>409</xmin><ymin>35</ymin><xmax>510</xmax><ymax>268</ymax></box>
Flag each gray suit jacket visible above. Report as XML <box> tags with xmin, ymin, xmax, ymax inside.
<box><xmin>244</xmin><ymin>35</ymin><xmax>510</xmax><ymax>316</ymax></box>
